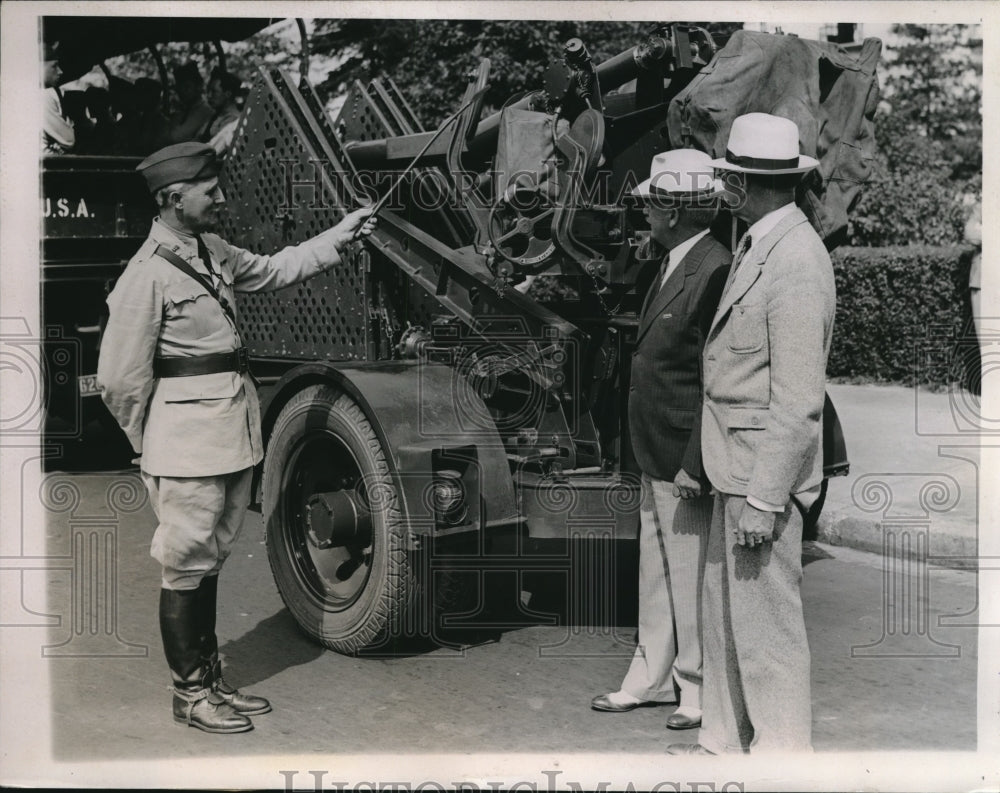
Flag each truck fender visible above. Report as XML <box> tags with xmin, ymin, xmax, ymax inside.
<box><xmin>256</xmin><ymin>360</ymin><xmax>520</xmax><ymax>537</ymax></box>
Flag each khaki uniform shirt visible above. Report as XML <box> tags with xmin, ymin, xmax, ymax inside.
<box><xmin>99</xmin><ymin>218</ymin><xmax>343</xmax><ymax>477</ymax></box>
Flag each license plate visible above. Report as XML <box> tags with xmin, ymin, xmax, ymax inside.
<box><xmin>77</xmin><ymin>375</ymin><xmax>101</xmax><ymax>397</ymax></box>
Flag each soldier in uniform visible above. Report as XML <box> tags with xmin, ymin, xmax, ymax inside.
<box><xmin>98</xmin><ymin>142</ymin><xmax>376</xmax><ymax>734</ymax></box>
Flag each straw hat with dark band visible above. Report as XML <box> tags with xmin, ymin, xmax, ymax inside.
<box><xmin>710</xmin><ymin>113</ymin><xmax>819</xmax><ymax>175</ymax></box>
<box><xmin>632</xmin><ymin>149</ymin><xmax>725</xmax><ymax>202</ymax></box>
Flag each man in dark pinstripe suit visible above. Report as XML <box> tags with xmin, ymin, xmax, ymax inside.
<box><xmin>591</xmin><ymin>150</ymin><xmax>730</xmax><ymax>731</ymax></box>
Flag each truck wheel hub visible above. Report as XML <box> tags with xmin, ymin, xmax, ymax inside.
<box><xmin>305</xmin><ymin>490</ymin><xmax>372</xmax><ymax>549</ymax></box>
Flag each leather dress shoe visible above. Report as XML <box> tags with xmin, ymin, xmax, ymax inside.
<box><xmin>666</xmin><ymin>743</ymin><xmax>714</xmax><ymax>755</ymax></box>
<box><xmin>590</xmin><ymin>692</ymin><xmax>660</xmax><ymax>712</ymax></box>
<box><xmin>665</xmin><ymin>711</ymin><xmax>702</xmax><ymax>730</ymax></box>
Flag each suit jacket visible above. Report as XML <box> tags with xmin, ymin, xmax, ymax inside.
<box><xmin>701</xmin><ymin>207</ymin><xmax>836</xmax><ymax>505</ymax></box>
<box><xmin>98</xmin><ymin>218</ymin><xmax>345</xmax><ymax>477</ymax></box>
<box><xmin>629</xmin><ymin>233</ymin><xmax>731</xmax><ymax>482</ymax></box>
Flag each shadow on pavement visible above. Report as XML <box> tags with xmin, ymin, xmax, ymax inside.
<box><xmin>219</xmin><ymin>609</ymin><xmax>325</xmax><ymax>688</ymax></box>
<box><xmin>802</xmin><ymin>540</ymin><xmax>835</xmax><ymax>567</ymax></box>
<box><xmin>356</xmin><ymin>539</ymin><xmax>643</xmax><ymax>658</ymax></box>
<box><xmin>258</xmin><ymin>538</ymin><xmax>835</xmax><ymax>661</ymax></box>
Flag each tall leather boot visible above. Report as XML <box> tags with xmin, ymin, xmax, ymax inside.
<box><xmin>159</xmin><ymin>587</ymin><xmax>252</xmax><ymax>734</ymax></box>
<box><xmin>196</xmin><ymin>575</ymin><xmax>271</xmax><ymax>716</ymax></box>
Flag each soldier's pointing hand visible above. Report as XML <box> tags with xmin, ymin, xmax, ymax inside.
<box><xmin>331</xmin><ymin>206</ymin><xmax>378</xmax><ymax>250</ymax></box>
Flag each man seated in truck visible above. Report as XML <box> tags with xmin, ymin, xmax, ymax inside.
<box><xmin>97</xmin><ymin>142</ymin><xmax>377</xmax><ymax>735</ymax></box>
<box><xmin>114</xmin><ymin>77</ymin><xmax>171</xmax><ymax>155</ymax></box>
<box><xmin>205</xmin><ymin>68</ymin><xmax>245</xmax><ymax>155</ymax></box>
<box><xmin>166</xmin><ymin>61</ymin><xmax>214</xmax><ymax>144</ymax></box>
<box><xmin>79</xmin><ymin>86</ymin><xmax>117</xmax><ymax>153</ymax></box>
<box><xmin>43</xmin><ymin>40</ymin><xmax>75</xmax><ymax>154</ymax></box>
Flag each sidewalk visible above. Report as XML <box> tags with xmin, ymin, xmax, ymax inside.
<box><xmin>816</xmin><ymin>382</ymin><xmax>981</xmax><ymax>569</ymax></box>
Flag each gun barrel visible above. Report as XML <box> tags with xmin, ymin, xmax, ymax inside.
<box><xmin>345</xmin><ymin>91</ymin><xmax>536</xmax><ymax>170</ymax></box>
<box><xmin>345</xmin><ymin>44</ymin><xmax>650</xmax><ymax>171</ymax></box>
<box><xmin>594</xmin><ymin>45</ymin><xmax>644</xmax><ymax>88</ymax></box>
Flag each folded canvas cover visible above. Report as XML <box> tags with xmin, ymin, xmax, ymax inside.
<box><xmin>667</xmin><ymin>30</ymin><xmax>882</xmax><ymax>248</ymax></box>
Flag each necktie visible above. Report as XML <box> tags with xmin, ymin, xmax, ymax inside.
<box><xmin>196</xmin><ymin>235</ymin><xmax>221</xmax><ymax>291</ymax></box>
<box><xmin>55</xmin><ymin>86</ymin><xmax>69</xmax><ymax>120</ymax></box>
<box><xmin>196</xmin><ymin>235</ymin><xmax>239</xmax><ymax>338</ymax></box>
<box><xmin>640</xmin><ymin>250</ymin><xmax>671</xmax><ymax>319</ymax></box>
<box><xmin>721</xmin><ymin>233</ymin><xmax>752</xmax><ymax>299</ymax></box>
<box><xmin>657</xmin><ymin>250</ymin><xmax>673</xmax><ymax>289</ymax></box>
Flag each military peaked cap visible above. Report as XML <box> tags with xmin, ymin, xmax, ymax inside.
<box><xmin>137</xmin><ymin>142</ymin><xmax>220</xmax><ymax>193</ymax></box>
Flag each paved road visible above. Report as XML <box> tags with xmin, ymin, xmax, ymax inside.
<box><xmin>818</xmin><ymin>383</ymin><xmax>981</xmax><ymax>564</ymax></box>
<box><xmin>11</xmin><ymin>467</ymin><xmax>974</xmax><ymax>768</ymax></box>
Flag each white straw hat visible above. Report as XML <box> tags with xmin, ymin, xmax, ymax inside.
<box><xmin>710</xmin><ymin>113</ymin><xmax>819</xmax><ymax>175</ymax></box>
<box><xmin>632</xmin><ymin>148</ymin><xmax>724</xmax><ymax>201</ymax></box>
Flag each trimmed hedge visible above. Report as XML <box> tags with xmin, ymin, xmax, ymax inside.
<box><xmin>829</xmin><ymin>245</ymin><xmax>978</xmax><ymax>388</ymax></box>
<box><xmin>528</xmin><ymin>245</ymin><xmax>977</xmax><ymax>388</ymax></box>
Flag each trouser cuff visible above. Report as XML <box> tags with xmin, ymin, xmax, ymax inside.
<box><xmin>620</xmin><ymin>684</ymin><xmax>677</xmax><ymax>704</ymax></box>
<box><xmin>698</xmin><ymin>730</ymin><xmax>746</xmax><ymax>755</ymax></box>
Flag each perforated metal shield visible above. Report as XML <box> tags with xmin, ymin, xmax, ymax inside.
<box><xmin>338</xmin><ymin>80</ymin><xmax>399</xmax><ymax>141</ymax></box>
<box><xmin>219</xmin><ymin>69</ymin><xmax>369</xmax><ymax>360</ymax></box>
<box><xmin>334</xmin><ymin>81</ymin><xmax>455</xmax><ymax>335</ymax></box>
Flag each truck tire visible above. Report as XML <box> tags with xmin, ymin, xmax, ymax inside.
<box><xmin>263</xmin><ymin>383</ymin><xmax>437</xmax><ymax>655</ymax></box>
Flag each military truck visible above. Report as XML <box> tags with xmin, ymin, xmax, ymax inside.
<box><xmin>40</xmin><ymin>17</ymin><xmax>278</xmax><ymax>453</ymax></box>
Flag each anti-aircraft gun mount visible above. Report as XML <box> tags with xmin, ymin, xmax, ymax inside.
<box><xmin>217</xmin><ymin>22</ymin><xmax>875</xmax><ymax>655</ymax></box>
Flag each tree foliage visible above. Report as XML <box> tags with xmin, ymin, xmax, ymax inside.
<box><xmin>849</xmin><ymin>24</ymin><xmax>981</xmax><ymax>246</ymax></box>
<box><xmin>310</xmin><ymin>20</ymin><xmax>642</xmax><ymax>123</ymax></box>
<box><xmin>879</xmin><ymin>24</ymin><xmax>981</xmax><ymax>180</ymax></box>
<box><xmin>99</xmin><ymin>24</ymin><xmax>298</xmax><ymax>113</ymax></box>
<box><xmin>92</xmin><ymin>19</ymin><xmax>981</xmax><ymax>251</ymax></box>
<box><xmin>309</xmin><ymin>19</ymin><xmax>740</xmax><ymax>125</ymax></box>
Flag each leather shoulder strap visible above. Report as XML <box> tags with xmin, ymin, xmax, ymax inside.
<box><xmin>153</xmin><ymin>244</ymin><xmax>237</xmax><ymax>327</ymax></box>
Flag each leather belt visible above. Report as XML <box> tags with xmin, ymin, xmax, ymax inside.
<box><xmin>153</xmin><ymin>348</ymin><xmax>250</xmax><ymax>378</ymax></box>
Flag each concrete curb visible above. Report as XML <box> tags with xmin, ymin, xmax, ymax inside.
<box><xmin>815</xmin><ymin>511</ymin><xmax>978</xmax><ymax>571</ymax></box>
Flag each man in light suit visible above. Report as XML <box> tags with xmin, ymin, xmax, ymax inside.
<box><xmin>591</xmin><ymin>150</ymin><xmax>730</xmax><ymax>730</ymax></box>
<box><xmin>667</xmin><ymin>114</ymin><xmax>836</xmax><ymax>754</ymax></box>
<box><xmin>99</xmin><ymin>142</ymin><xmax>376</xmax><ymax>734</ymax></box>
